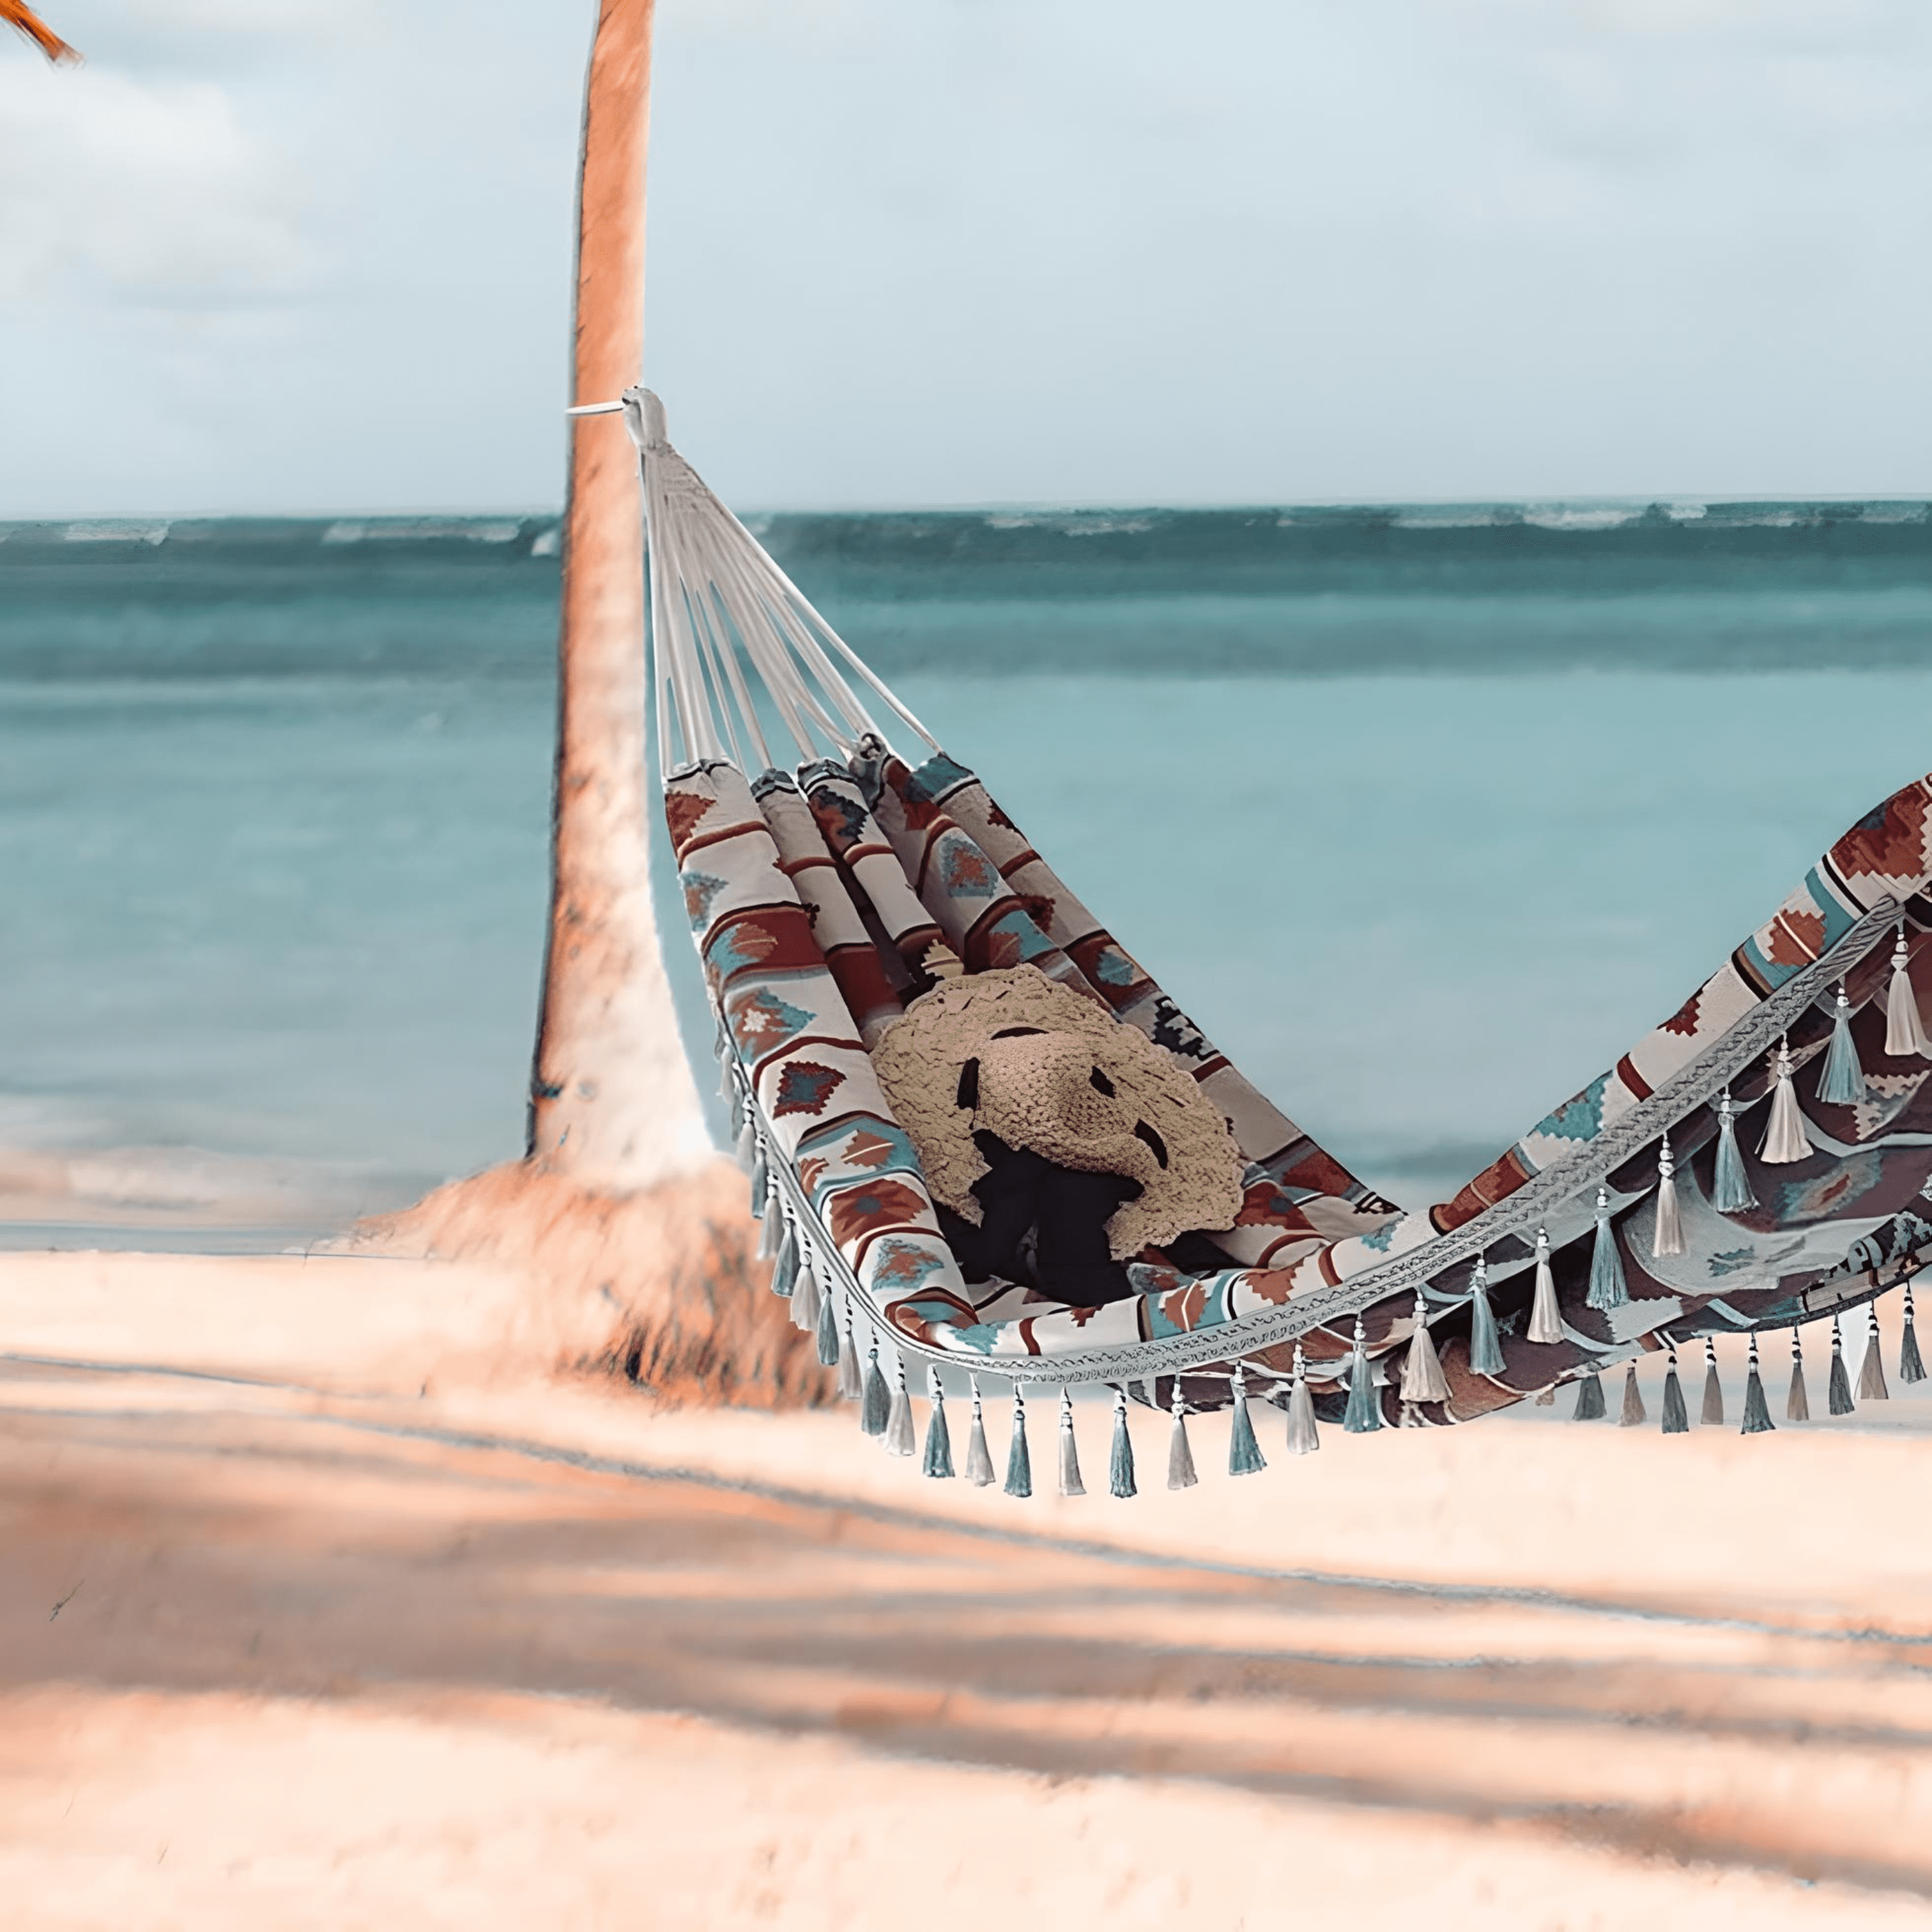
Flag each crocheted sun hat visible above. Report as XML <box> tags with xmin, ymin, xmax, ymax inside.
<box><xmin>871</xmin><ymin>964</ymin><xmax>1246</xmax><ymax>1259</ymax></box>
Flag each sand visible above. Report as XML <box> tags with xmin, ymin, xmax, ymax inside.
<box><xmin>5</xmin><ymin>1243</ymin><xmax>1932</xmax><ymax>1928</ymax></box>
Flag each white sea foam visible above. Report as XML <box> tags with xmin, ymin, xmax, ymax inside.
<box><xmin>62</xmin><ymin>520</ymin><xmax>170</xmax><ymax>545</ymax></box>
<box><xmin>322</xmin><ymin>519</ymin><xmax>525</xmax><ymax>545</ymax></box>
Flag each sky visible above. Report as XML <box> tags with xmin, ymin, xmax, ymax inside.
<box><xmin>3</xmin><ymin>0</ymin><xmax>1930</xmax><ymax>515</ymax></box>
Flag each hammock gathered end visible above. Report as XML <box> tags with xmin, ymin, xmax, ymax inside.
<box><xmin>631</xmin><ymin>387</ymin><xmax>1932</xmax><ymax>1495</ymax></box>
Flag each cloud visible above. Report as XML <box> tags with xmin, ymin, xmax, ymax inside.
<box><xmin>0</xmin><ymin>65</ymin><xmax>317</xmax><ymax>305</ymax></box>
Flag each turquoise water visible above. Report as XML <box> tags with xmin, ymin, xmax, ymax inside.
<box><xmin>2</xmin><ymin>506</ymin><xmax>1929</xmax><ymax>1241</ymax></box>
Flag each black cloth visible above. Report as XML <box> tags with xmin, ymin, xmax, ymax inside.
<box><xmin>936</xmin><ymin>1131</ymin><xmax>1142</xmax><ymax>1308</ymax></box>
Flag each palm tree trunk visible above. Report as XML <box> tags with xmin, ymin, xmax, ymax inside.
<box><xmin>373</xmin><ymin>0</ymin><xmax>826</xmax><ymax>1410</ymax></box>
<box><xmin>528</xmin><ymin>0</ymin><xmax>710</xmax><ymax>1190</ymax></box>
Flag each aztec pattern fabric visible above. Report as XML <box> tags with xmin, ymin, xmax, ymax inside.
<box><xmin>667</xmin><ymin>762</ymin><xmax>976</xmax><ymax>1332</ymax></box>
<box><xmin>672</xmin><ymin>736</ymin><xmax>1932</xmax><ymax>1423</ymax></box>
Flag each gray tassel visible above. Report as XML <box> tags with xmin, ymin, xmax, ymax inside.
<box><xmin>1902</xmin><ymin>1288</ymin><xmax>1926</xmax><ymax>1385</ymax></box>
<box><xmin>1661</xmin><ymin>1346</ymin><xmax>1689</xmax><ymax>1433</ymax></box>
<box><xmin>1570</xmin><ymin>1370</ymin><xmax>1606</xmax><ymax>1421</ymax></box>
<box><xmin>837</xmin><ymin>1304</ymin><xmax>863</xmax><ymax>1400</ymax></box>
<box><xmin>1399</xmin><ymin>1292</ymin><xmax>1450</xmax><ymax>1404</ymax></box>
<box><xmin>1819</xmin><ymin>982</ymin><xmax>1867</xmax><ymax>1105</ymax></box>
<box><xmin>1858</xmin><ymin>1306</ymin><xmax>1890</xmax><ymax>1401</ymax></box>
<box><xmin>790</xmin><ymin>1260</ymin><xmax>821</xmax><ymax>1334</ymax></box>
<box><xmin>1342</xmin><ymin>1316</ymin><xmax>1383</xmax><ymax>1434</ymax></box>
<box><xmin>1527</xmin><ymin>1225</ymin><xmax>1563</xmax><ymax>1344</ymax></box>
<box><xmin>922</xmin><ymin>1366</ymin><xmax>954</xmax><ymax>1479</ymax></box>
<box><xmin>1285</xmin><ymin>1342</ymin><xmax>1320</xmax><ymax>1456</ymax></box>
<box><xmin>885</xmin><ymin>1358</ymin><xmax>916</xmax><ymax>1456</ymax></box>
<box><xmin>733</xmin><ymin>1116</ymin><xmax>757</xmax><ymax>1174</ymax></box>
<box><xmin>1740</xmin><ymin>1336</ymin><xmax>1775</xmax><ymax>1434</ymax></box>
<box><xmin>1057</xmin><ymin>1388</ymin><xmax>1085</xmax><ymax>1497</ymax></box>
<box><xmin>1467</xmin><ymin>1256</ymin><xmax>1506</xmax><ymax>1377</ymax></box>
<box><xmin>860</xmin><ymin>1335</ymin><xmax>891</xmax><ymax>1437</ymax></box>
<box><xmin>965</xmin><ymin>1377</ymin><xmax>996</xmax><ymax>1486</ymax></box>
<box><xmin>1700</xmin><ymin>1339</ymin><xmax>1724</xmax><ymax>1426</ymax></box>
<box><xmin>1786</xmin><ymin>1328</ymin><xmax>1810</xmax><ymax>1421</ymax></box>
<box><xmin>1167</xmin><ymin>1384</ymin><xmax>1199</xmax><ymax>1490</ymax></box>
<box><xmin>1885</xmin><ymin>925</ymin><xmax>1930</xmax><ymax>1057</ymax></box>
<box><xmin>1586</xmin><ymin>1187</ymin><xmax>1628</xmax><ymax>1311</ymax></box>
<box><xmin>1619</xmin><ymin>1361</ymin><xmax>1646</xmax><ymax>1428</ymax></box>
<box><xmin>1760</xmin><ymin>1038</ymin><xmax>1813</xmax><ymax>1164</ymax></box>
<box><xmin>1004</xmin><ymin>1388</ymin><xmax>1032</xmax><ymax>1497</ymax></box>
<box><xmin>749</xmin><ymin>1151</ymin><xmax>770</xmax><ymax>1223</ymax></box>
<box><xmin>1713</xmin><ymin>1090</ymin><xmax>1757</xmax><ymax>1212</ymax></box>
<box><xmin>769</xmin><ymin>1222</ymin><xmax>798</xmax><ymax>1299</ymax></box>
<box><xmin>1228</xmin><ymin>1363</ymin><xmax>1268</xmax><ymax>1475</ymax></box>
<box><xmin>1108</xmin><ymin>1386</ymin><xmax>1138</xmax><ymax>1497</ymax></box>
<box><xmin>1652</xmin><ymin>1136</ymin><xmax>1686</xmax><ymax>1258</ymax></box>
<box><xmin>816</xmin><ymin>1276</ymin><xmax>843</xmax><ymax>1368</ymax></box>
<box><xmin>728</xmin><ymin>1077</ymin><xmax>747</xmax><ymax>1141</ymax></box>
<box><xmin>756</xmin><ymin>1186</ymin><xmax>781</xmax><ymax>1259</ymax></box>
<box><xmin>1828</xmin><ymin>1314</ymin><xmax>1855</xmax><ymax>1415</ymax></box>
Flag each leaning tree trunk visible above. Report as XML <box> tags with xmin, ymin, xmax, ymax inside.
<box><xmin>528</xmin><ymin>0</ymin><xmax>709</xmax><ymax>1188</ymax></box>
<box><xmin>364</xmin><ymin>0</ymin><xmax>827</xmax><ymax>1411</ymax></box>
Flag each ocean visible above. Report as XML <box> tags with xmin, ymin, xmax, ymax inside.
<box><xmin>3</xmin><ymin>502</ymin><xmax>1930</xmax><ymax>1247</ymax></box>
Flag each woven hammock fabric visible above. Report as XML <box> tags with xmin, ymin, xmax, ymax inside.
<box><xmin>639</xmin><ymin>390</ymin><xmax>1932</xmax><ymax>1425</ymax></box>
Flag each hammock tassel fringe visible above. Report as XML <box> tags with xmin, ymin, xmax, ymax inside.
<box><xmin>1228</xmin><ymin>1366</ymin><xmax>1268</xmax><ymax>1475</ymax></box>
<box><xmin>1399</xmin><ymin>1294</ymin><xmax>1450</xmax><ymax>1405</ymax></box>
<box><xmin>965</xmin><ymin>1380</ymin><xmax>996</xmax><ymax>1487</ymax></box>
<box><xmin>1819</xmin><ymin>984</ymin><xmax>1867</xmax><ymax>1105</ymax></box>
<box><xmin>1109</xmin><ymin>1388</ymin><xmax>1138</xmax><ymax>1498</ymax></box>
<box><xmin>1467</xmin><ymin>1259</ymin><xmax>1506</xmax><ymax>1377</ymax></box>
<box><xmin>1343</xmin><ymin>1319</ymin><xmax>1383</xmax><ymax>1434</ymax></box>
<box><xmin>1285</xmin><ymin>1344</ymin><xmax>1320</xmax><ymax>1456</ymax></box>
<box><xmin>922</xmin><ymin>1368</ymin><xmax>954</xmax><ymax>1479</ymax></box>
<box><xmin>1652</xmin><ymin>1138</ymin><xmax>1686</xmax><ymax>1259</ymax></box>
<box><xmin>1058</xmin><ymin>1388</ymin><xmax>1086</xmax><ymax>1497</ymax></box>
<box><xmin>1167</xmin><ymin>1388</ymin><xmax>1200</xmax><ymax>1490</ymax></box>
<box><xmin>1005</xmin><ymin>1390</ymin><xmax>1033</xmax><ymax>1498</ymax></box>
<box><xmin>1741</xmin><ymin>1337</ymin><xmax>1775</xmax><ymax>1435</ymax></box>
<box><xmin>1619</xmin><ymin>1362</ymin><xmax>1646</xmax><ymax>1428</ymax></box>
<box><xmin>1587</xmin><ymin>1189</ymin><xmax>1628</xmax><ymax>1311</ymax></box>
<box><xmin>1859</xmin><ymin>1310</ymin><xmax>1890</xmax><ymax>1402</ymax></box>
<box><xmin>1527</xmin><ymin>1228</ymin><xmax>1563</xmax><ymax>1345</ymax></box>
<box><xmin>1887</xmin><ymin>929</ymin><xmax>1931</xmax><ymax>1058</ymax></box>
<box><xmin>1828</xmin><ymin>1318</ymin><xmax>1855</xmax><ymax>1416</ymax></box>
<box><xmin>1661</xmin><ymin>1350</ymin><xmax>1689</xmax><ymax>1434</ymax></box>
<box><xmin>1762</xmin><ymin>1040</ymin><xmax>1814</xmax><ymax>1164</ymax></box>
<box><xmin>1713</xmin><ymin>1092</ymin><xmax>1758</xmax><ymax>1212</ymax></box>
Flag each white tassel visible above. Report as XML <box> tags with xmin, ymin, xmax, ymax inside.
<box><xmin>1651</xmin><ymin>1136</ymin><xmax>1686</xmax><ymax>1257</ymax></box>
<box><xmin>1057</xmin><ymin>1388</ymin><xmax>1086</xmax><ymax>1497</ymax></box>
<box><xmin>884</xmin><ymin>1358</ymin><xmax>916</xmax><ymax>1455</ymax></box>
<box><xmin>1527</xmin><ymin>1226</ymin><xmax>1563</xmax><ymax>1343</ymax></box>
<box><xmin>790</xmin><ymin>1261</ymin><xmax>822</xmax><ymax>1334</ymax></box>
<box><xmin>1886</xmin><ymin>927</ymin><xmax>1931</xmax><ymax>1058</ymax></box>
<box><xmin>757</xmin><ymin>1190</ymin><xmax>784</xmax><ymax>1259</ymax></box>
<box><xmin>1285</xmin><ymin>1342</ymin><xmax>1320</xmax><ymax>1456</ymax></box>
<box><xmin>1858</xmin><ymin>1305</ymin><xmax>1890</xmax><ymax>1401</ymax></box>
<box><xmin>1167</xmin><ymin>1383</ymin><xmax>1199</xmax><ymax>1490</ymax></box>
<box><xmin>964</xmin><ymin>1375</ymin><xmax>996</xmax><ymax>1486</ymax></box>
<box><xmin>1399</xmin><ymin>1290</ymin><xmax>1450</xmax><ymax>1403</ymax></box>
<box><xmin>1759</xmin><ymin>1039</ymin><xmax>1813</xmax><ymax>1164</ymax></box>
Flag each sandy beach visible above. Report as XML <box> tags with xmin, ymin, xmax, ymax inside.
<box><xmin>5</xmin><ymin>1242</ymin><xmax>1932</xmax><ymax>1929</ymax></box>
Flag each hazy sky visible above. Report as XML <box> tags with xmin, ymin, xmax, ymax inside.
<box><xmin>4</xmin><ymin>0</ymin><xmax>1929</xmax><ymax>514</ymax></box>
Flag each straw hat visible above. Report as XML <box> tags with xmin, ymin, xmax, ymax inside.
<box><xmin>871</xmin><ymin>965</ymin><xmax>1245</xmax><ymax>1259</ymax></box>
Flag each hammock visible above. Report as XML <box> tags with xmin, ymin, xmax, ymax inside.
<box><xmin>631</xmin><ymin>389</ymin><xmax>1932</xmax><ymax>1491</ymax></box>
